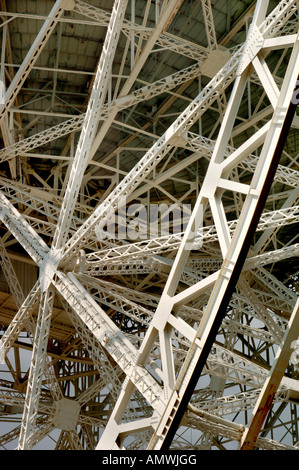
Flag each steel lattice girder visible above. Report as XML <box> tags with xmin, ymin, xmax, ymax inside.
<box><xmin>0</xmin><ymin>0</ymin><xmax>298</xmax><ymax>451</ymax></box>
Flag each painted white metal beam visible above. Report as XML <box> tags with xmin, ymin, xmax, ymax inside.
<box><xmin>240</xmin><ymin>296</ymin><xmax>299</xmax><ymax>450</ymax></box>
<box><xmin>0</xmin><ymin>0</ymin><xmax>73</xmax><ymax>126</ymax></box>
<box><xmin>0</xmin><ymin>62</ymin><xmax>201</xmax><ymax>164</ymax></box>
<box><xmin>17</xmin><ymin>288</ymin><xmax>55</xmax><ymax>450</ymax></box>
<box><xmin>52</xmin><ymin>0</ymin><xmax>129</xmax><ymax>251</ymax></box>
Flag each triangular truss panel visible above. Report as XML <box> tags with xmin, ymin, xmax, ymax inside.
<box><xmin>0</xmin><ymin>0</ymin><xmax>298</xmax><ymax>450</ymax></box>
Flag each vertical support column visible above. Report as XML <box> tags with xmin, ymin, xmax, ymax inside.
<box><xmin>200</xmin><ymin>0</ymin><xmax>218</xmax><ymax>50</ymax></box>
<box><xmin>130</xmin><ymin>0</ymin><xmax>135</xmax><ymax>70</ymax></box>
<box><xmin>17</xmin><ymin>288</ymin><xmax>55</xmax><ymax>450</ymax></box>
<box><xmin>51</xmin><ymin>0</ymin><xmax>129</xmax><ymax>251</ymax></box>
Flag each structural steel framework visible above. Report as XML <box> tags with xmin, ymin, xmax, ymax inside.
<box><xmin>0</xmin><ymin>0</ymin><xmax>298</xmax><ymax>450</ymax></box>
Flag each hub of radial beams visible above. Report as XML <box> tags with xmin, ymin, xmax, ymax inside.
<box><xmin>200</xmin><ymin>48</ymin><xmax>231</xmax><ymax>78</ymax></box>
<box><xmin>64</xmin><ymin>0</ymin><xmax>75</xmax><ymax>10</ymax></box>
<box><xmin>52</xmin><ymin>398</ymin><xmax>80</xmax><ymax>431</ymax></box>
<box><xmin>39</xmin><ymin>250</ymin><xmax>62</xmax><ymax>292</ymax></box>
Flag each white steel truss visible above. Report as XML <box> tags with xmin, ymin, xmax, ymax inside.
<box><xmin>0</xmin><ymin>0</ymin><xmax>298</xmax><ymax>451</ymax></box>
